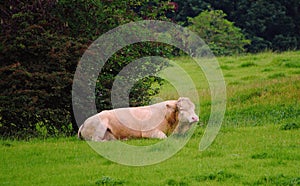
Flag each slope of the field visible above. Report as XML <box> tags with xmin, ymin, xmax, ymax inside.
<box><xmin>1</xmin><ymin>51</ymin><xmax>299</xmax><ymax>186</ymax></box>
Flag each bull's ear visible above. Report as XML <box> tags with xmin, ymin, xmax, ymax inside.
<box><xmin>176</xmin><ymin>98</ymin><xmax>183</xmax><ymax>110</ymax></box>
<box><xmin>166</xmin><ymin>103</ymin><xmax>176</xmax><ymax>110</ymax></box>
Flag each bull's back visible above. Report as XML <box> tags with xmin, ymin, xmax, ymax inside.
<box><xmin>103</xmin><ymin>101</ymin><xmax>176</xmax><ymax>138</ymax></box>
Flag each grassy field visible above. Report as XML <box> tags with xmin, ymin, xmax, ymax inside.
<box><xmin>1</xmin><ymin>51</ymin><xmax>300</xmax><ymax>185</ymax></box>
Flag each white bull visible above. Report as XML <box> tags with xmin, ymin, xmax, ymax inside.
<box><xmin>78</xmin><ymin>97</ymin><xmax>199</xmax><ymax>141</ymax></box>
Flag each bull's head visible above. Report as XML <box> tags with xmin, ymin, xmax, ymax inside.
<box><xmin>176</xmin><ymin>97</ymin><xmax>199</xmax><ymax>124</ymax></box>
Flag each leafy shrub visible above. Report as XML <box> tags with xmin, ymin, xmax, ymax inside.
<box><xmin>95</xmin><ymin>42</ymin><xmax>171</xmax><ymax>112</ymax></box>
<box><xmin>0</xmin><ymin>0</ymin><xmax>173</xmax><ymax>138</ymax></box>
<box><xmin>0</xmin><ymin>1</ymin><xmax>84</xmax><ymax>138</ymax></box>
<box><xmin>188</xmin><ymin>10</ymin><xmax>250</xmax><ymax>56</ymax></box>
<box><xmin>272</xmin><ymin>34</ymin><xmax>298</xmax><ymax>51</ymax></box>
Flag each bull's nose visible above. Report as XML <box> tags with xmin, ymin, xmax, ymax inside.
<box><xmin>192</xmin><ymin>116</ymin><xmax>199</xmax><ymax>122</ymax></box>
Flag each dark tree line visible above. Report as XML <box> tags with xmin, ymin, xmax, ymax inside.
<box><xmin>170</xmin><ymin>0</ymin><xmax>300</xmax><ymax>52</ymax></box>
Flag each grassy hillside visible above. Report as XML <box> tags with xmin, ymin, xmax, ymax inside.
<box><xmin>1</xmin><ymin>51</ymin><xmax>300</xmax><ymax>185</ymax></box>
<box><xmin>158</xmin><ymin>51</ymin><xmax>300</xmax><ymax>127</ymax></box>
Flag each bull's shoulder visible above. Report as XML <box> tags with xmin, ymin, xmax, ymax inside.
<box><xmin>143</xmin><ymin>100</ymin><xmax>177</xmax><ymax>110</ymax></box>
<box><xmin>163</xmin><ymin>100</ymin><xmax>177</xmax><ymax>106</ymax></box>
<box><xmin>98</xmin><ymin>110</ymin><xmax>113</xmax><ymax>119</ymax></box>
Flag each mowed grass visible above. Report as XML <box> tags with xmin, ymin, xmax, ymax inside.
<box><xmin>1</xmin><ymin>51</ymin><xmax>300</xmax><ymax>185</ymax></box>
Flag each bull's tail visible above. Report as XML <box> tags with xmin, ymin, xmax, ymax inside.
<box><xmin>77</xmin><ymin>124</ymin><xmax>84</xmax><ymax>140</ymax></box>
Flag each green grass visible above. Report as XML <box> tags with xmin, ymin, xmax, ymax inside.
<box><xmin>158</xmin><ymin>51</ymin><xmax>300</xmax><ymax>127</ymax></box>
<box><xmin>1</xmin><ymin>51</ymin><xmax>300</xmax><ymax>185</ymax></box>
<box><xmin>1</xmin><ymin>126</ymin><xmax>299</xmax><ymax>185</ymax></box>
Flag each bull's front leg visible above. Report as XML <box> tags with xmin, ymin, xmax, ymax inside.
<box><xmin>103</xmin><ymin>130</ymin><xmax>117</xmax><ymax>141</ymax></box>
<box><xmin>91</xmin><ymin>119</ymin><xmax>110</xmax><ymax>141</ymax></box>
<box><xmin>143</xmin><ymin>129</ymin><xmax>167</xmax><ymax>139</ymax></box>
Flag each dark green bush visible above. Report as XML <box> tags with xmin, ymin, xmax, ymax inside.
<box><xmin>0</xmin><ymin>0</ymin><xmax>173</xmax><ymax>138</ymax></box>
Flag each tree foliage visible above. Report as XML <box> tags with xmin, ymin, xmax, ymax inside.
<box><xmin>170</xmin><ymin>0</ymin><xmax>300</xmax><ymax>52</ymax></box>
<box><xmin>0</xmin><ymin>0</ymin><xmax>172</xmax><ymax>138</ymax></box>
<box><xmin>167</xmin><ymin>0</ymin><xmax>210</xmax><ymax>25</ymax></box>
<box><xmin>0</xmin><ymin>0</ymin><xmax>81</xmax><ymax>137</ymax></box>
<box><xmin>209</xmin><ymin>0</ymin><xmax>300</xmax><ymax>52</ymax></box>
<box><xmin>188</xmin><ymin>10</ymin><xmax>250</xmax><ymax>56</ymax></box>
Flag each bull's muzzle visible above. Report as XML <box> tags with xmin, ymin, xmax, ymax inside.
<box><xmin>191</xmin><ymin>115</ymin><xmax>199</xmax><ymax>123</ymax></box>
